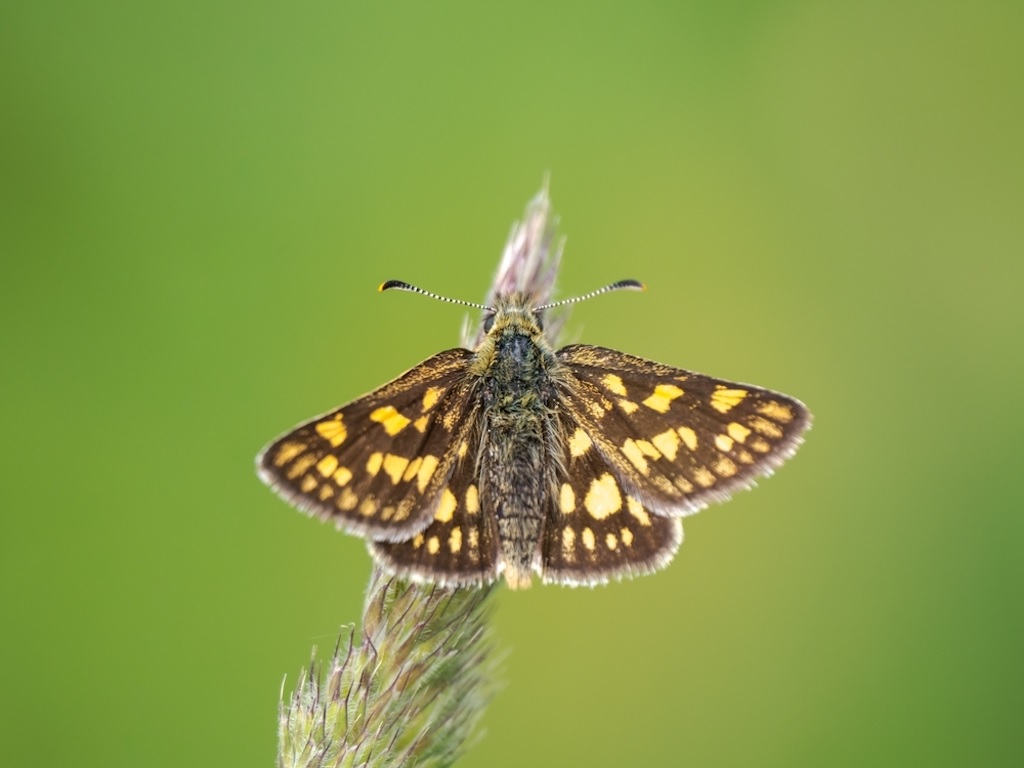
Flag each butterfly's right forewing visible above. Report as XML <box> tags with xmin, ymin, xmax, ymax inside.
<box><xmin>257</xmin><ymin>348</ymin><xmax>477</xmax><ymax>542</ymax></box>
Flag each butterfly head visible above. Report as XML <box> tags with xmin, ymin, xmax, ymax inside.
<box><xmin>469</xmin><ymin>292</ymin><xmax>553</xmax><ymax>380</ymax></box>
<box><xmin>481</xmin><ymin>292</ymin><xmax>545</xmax><ymax>338</ymax></box>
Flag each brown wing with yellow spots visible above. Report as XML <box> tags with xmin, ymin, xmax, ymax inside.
<box><xmin>541</xmin><ymin>422</ymin><xmax>683</xmax><ymax>586</ymax></box>
<box><xmin>370</xmin><ymin>426</ymin><xmax>502</xmax><ymax>588</ymax></box>
<box><xmin>256</xmin><ymin>348</ymin><xmax>478</xmax><ymax>542</ymax></box>
<box><xmin>555</xmin><ymin>344</ymin><xmax>811</xmax><ymax>518</ymax></box>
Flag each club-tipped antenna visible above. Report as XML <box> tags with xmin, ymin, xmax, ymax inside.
<box><xmin>379</xmin><ymin>280</ymin><xmax>491</xmax><ymax>311</ymax></box>
<box><xmin>535</xmin><ymin>279</ymin><xmax>645</xmax><ymax>311</ymax></box>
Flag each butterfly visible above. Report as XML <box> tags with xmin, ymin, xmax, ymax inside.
<box><xmin>257</xmin><ymin>279</ymin><xmax>810</xmax><ymax>589</ymax></box>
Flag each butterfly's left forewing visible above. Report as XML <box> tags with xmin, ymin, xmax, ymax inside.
<box><xmin>556</xmin><ymin>344</ymin><xmax>811</xmax><ymax>518</ymax></box>
<box><xmin>257</xmin><ymin>348</ymin><xmax>477</xmax><ymax>542</ymax></box>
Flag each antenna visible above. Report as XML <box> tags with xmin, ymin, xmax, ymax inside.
<box><xmin>535</xmin><ymin>279</ymin><xmax>645</xmax><ymax>311</ymax></box>
<box><xmin>379</xmin><ymin>280</ymin><xmax>492</xmax><ymax>311</ymax></box>
<box><xmin>379</xmin><ymin>278</ymin><xmax>644</xmax><ymax>313</ymax></box>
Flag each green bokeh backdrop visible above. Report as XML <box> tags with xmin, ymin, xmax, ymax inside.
<box><xmin>3</xmin><ymin>1</ymin><xmax>1022</xmax><ymax>766</ymax></box>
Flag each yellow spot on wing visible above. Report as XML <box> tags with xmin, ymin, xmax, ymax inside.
<box><xmin>757</xmin><ymin>400</ymin><xmax>794</xmax><ymax>423</ymax></box>
<box><xmin>392</xmin><ymin>503</ymin><xmax>411</xmax><ymax>522</ymax></box>
<box><xmin>714</xmin><ymin>457</ymin><xmax>737</xmax><ymax>477</ymax></box>
<box><xmin>370</xmin><ymin>405</ymin><xmax>411</xmax><ymax>435</ymax></box>
<box><xmin>581</xmin><ymin>527</ymin><xmax>596</xmax><ymax>551</ymax></box>
<box><xmin>693</xmin><ymin>466</ymin><xmax>716</xmax><ymax>488</ymax></box>
<box><xmin>727</xmin><ymin>422</ymin><xmax>751</xmax><ymax>443</ymax></box>
<box><xmin>402</xmin><ymin>457</ymin><xmax>421</xmax><ymax>482</ymax></box>
<box><xmin>315</xmin><ymin>417</ymin><xmax>347</xmax><ymax>447</ymax></box>
<box><xmin>413</xmin><ymin>415</ymin><xmax>429</xmax><ymax>433</ymax></box>
<box><xmin>427</xmin><ymin>536</ymin><xmax>440</xmax><ymax>554</ymax></box>
<box><xmin>750</xmin><ymin>416</ymin><xmax>783</xmax><ymax>439</ymax></box>
<box><xmin>750</xmin><ymin>437</ymin><xmax>771</xmax><ymax>453</ymax></box>
<box><xmin>652</xmin><ymin>429</ymin><xmax>680</xmax><ymax>461</ymax></box>
<box><xmin>602</xmin><ymin>373</ymin><xmax>627</xmax><ymax>396</ymax></box>
<box><xmin>465</xmin><ymin>484</ymin><xmax>479</xmax><ymax>514</ymax></box>
<box><xmin>569</xmin><ymin>428</ymin><xmax>592</xmax><ymax>458</ymax></box>
<box><xmin>651</xmin><ymin>476</ymin><xmax>675</xmax><ymax>495</ymax></box>
<box><xmin>382</xmin><ymin>454</ymin><xmax>409</xmax><ymax>485</ymax></box>
<box><xmin>620</xmin><ymin>527</ymin><xmax>634</xmax><ymax>546</ymax></box>
<box><xmin>643</xmin><ymin>384</ymin><xmax>684</xmax><ymax>413</ymax></box>
<box><xmin>316</xmin><ymin>454</ymin><xmax>339</xmax><ymax>477</ymax></box>
<box><xmin>715</xmin><ymin>434</ymin><xmax>734</xmax><ymax>452</ymax></box>
<box><xmin>605</xmin><ymin>532</ymin><xmax>618</xmax><ymax>550</ymax></box>
<box><xmin>562</xmin><ymin>527</ymin><xmax>577</xmax><ymax>561</ymax></box>
<box><xmin>391</xmin><ymin>499</ymin><xmax>411</xmax><ymax>521</ymax></box>
<box><xmin>300</xmin><ymin>474</ymin><xmax>318</xmax><ymax>493</ymax></box>
<box><xmin>448</xmin><ymin>527</ymin><xmax>462</xmax><ymax>553</ymax></box>
<box><xmin>435</xmin><ymin>488</ymin><xmax>457</xmax><ymax>522</ymax></box>
<box><xmin>366</xmin><ymin>452</ymin><xmax>383</xmax><ymax>477</ymax></box>
<box><xmin>584</xmin><ymin>474</ymin><xmax>622</xmax><ymax>519</ymax></box>
<box><xmin>287</xmin><ymin>454</ymin><xmax>317</xmax><ymax>479</ymax></box>
<box><xmin>422</xmin><ymin>386</ymin><xmax>443</xmax><ymax>411</ymax></box>
<box><xmin>636</xmin><ymin>440</ymin><xmax>661</xmax><ymax>459</ymax></box>
<box><xmin>678</xmin><ymin>426</ymin><xmax>698</xmax><ymax>451</ymax></box>
<box><xmin>618</xmin><ymin>399</ymin><xmax>639</xmax><ymax>414</ymax></box>
<box><xmin>416</xmin><ymin>455</ymin><xmax>439</xmax><ymax>492</ymax></box>
<box><xmin>319</xmin><ymin>485</ymin><xmax>334</xmax><ymax>501</ymax></box>
<box><xmin>711</xmin><ymin>388</ymin><xmax>748</xmax><ymax>413</ymax></box>
<box><xmin>622</xmin><ymin>439</ymin><xmax>649</xmax><ymax>475</ymax></box>
<box><xmin>359</xmin><ymin>496</ymin><xmax>379</xmax><ymax>516</ymax></box>
<box><xmin>274</xmin><ymin>442</ymin><xmax>306</xmax><ymax>467</ymax></box>
<box><xmin>560</xmin><ymin>483</ymin><xmax>576</xmax><ymax>514</ymax></box>
<box><xmin>627</xmin><ymin>496</ymin><xmax>651</xmax><ymax>526</ymax></box>
<box><xmin>339</xmin><ymin>488</ymin><xmax>358</xmax><ymax>510</ymax></box>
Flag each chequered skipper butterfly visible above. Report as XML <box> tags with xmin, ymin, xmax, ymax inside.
<box><xmin>257</xmin><ymin>275</ymin><xmax>811</xmax><ymax>590</ymax></box>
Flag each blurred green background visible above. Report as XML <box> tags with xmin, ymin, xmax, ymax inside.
<box><xmin>3</xmin><ymin>1</ymin><xmax>1022</xmax><ymax>765</ymax></box>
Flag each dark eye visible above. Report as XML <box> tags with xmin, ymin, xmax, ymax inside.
<box><xmin>483</xmin><ymin>313</ymin><xmax>496</xmax><ymax>333</ymax></box>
